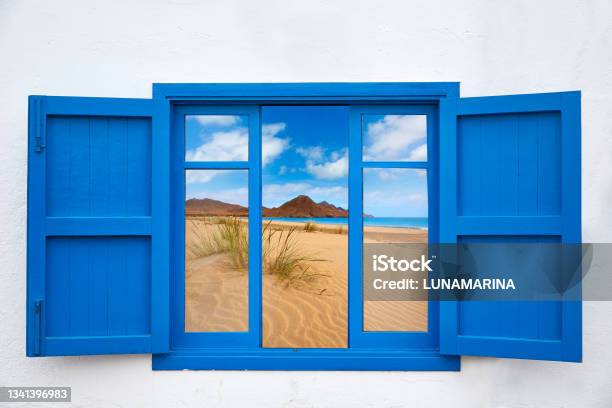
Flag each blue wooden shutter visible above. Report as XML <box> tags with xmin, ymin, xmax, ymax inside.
<box><xmin>439</xmin><ymin>92</ymin><xmax>581</xmax><ymax>362</ymax></box>
<box><xmin>27</xmin><ymin>96</ymin><xmax>169</xmax><ymax>356</ymax></box>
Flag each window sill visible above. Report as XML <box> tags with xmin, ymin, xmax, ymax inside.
<box><xmin>152</xmin><ymin>348</ymin><xmax>460</xmax><ymax>371</ymax></box>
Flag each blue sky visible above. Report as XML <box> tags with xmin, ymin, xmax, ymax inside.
<box><xmin>362</xmin><ymin>114</ymin><xmax>427</xmax><ymax>161</ymax></box>
<box><xmin>363</xmin><ymin>168</ymin><xmax>428</xmax><ymax>217</ymax></box>
<box><xmin>184</xmin><ymin>109</ymin><xmax>428</xmax><ymax>217</ymax></box>
<box><xmin>261</xmin><ymin>106</ymin><xmax>349</xmax><ymax>209</ymax></box>
<box><xmin>185</xmin><ymin>114</ymin><xmax>249</xmax><ymax>161</ymax></box>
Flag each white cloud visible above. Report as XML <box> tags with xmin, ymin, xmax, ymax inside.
<box><xmin>297</xmin><ymin>146</ymin><xmax>348</xmax><ymax>180</ymax></box>
<box><xmin>305</xmin><ymin>150</ymin><xmax>348</xmax><ymax>180</ymax></box>
<box><xmin>373</xmin><ymin>168</ymin><xmax>427</xmax><ymax>181</ymax></box>
<box><xmin>375</xmin><ymin>169</ymin><xmax>400</xmax><ymax>181</ymax></box>
<box><xmin>263</xmin><ymin>122</ymin><xmax>286</xmax><ymax>138</ymax></box>
<box><xmin>296</xmin><ymin>146</ymin><xmax>325</xmax><ymax>161</ymax></box>
<box><xmin>278</xmin><ymin>165</ymin><xmax>287</xmax><ymax>175</ymax></box>
<box><xmin>186</xmin><ymin>128</ymin><xmax>249</xmax><ymax>162</ymax></box>
<box><xmin>187</xmin><ymin>115</ymin><xmax>240</xmax><ymax>127</ymax></box>
<box><xmin>262</xmin><ymin>123</ymin><xmax>290</xmax><ymax>166</ymax></box>
<box><xmin>364</xmin><ymin>115</ymin><xmax>427</xmax><ymax>161</ymax></box>
<box><xmin>363</xmin><ymin>190</ymin><xmax>427</xmax><ymax>206</ymax></box>
<box><xmin>185</xmin><ymin>122</ymin><xmax>289</xmax><ymax>182</ymax></box>
<box><xmin>407</xmin><ymin>144</ymin><xmax>427</xmax><ymax>161</ymax></box>
<box><xmin>185</xmin><ymin>170</ymin><xmax>220</xmax><ymax>184</ymax></box>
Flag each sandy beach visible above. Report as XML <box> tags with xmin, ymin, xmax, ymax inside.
<box><xmin>184</xmin><ymin>218</ymin><xmax>428</xmax><ymax>348</ymax></box>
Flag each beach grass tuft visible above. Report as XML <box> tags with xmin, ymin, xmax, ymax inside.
<box><xmin>186</xmin><ymin>217</ymin><xmax>248</xmax><ymax>270</ymax></box>
<box><xmin>334</xmin><ymin>225</ymin><xmax>346</xmax><ymax>235</ymax></box>
<box><xmin>188</xmin><ymin>218</ymin><xmax>328</xmax><ymax>286</ymax></box>
<box><xmin>303</xmin><ymin>221</ymin><xmax>317</xmax><ymax>232</ymax></box>
<box><xmin>262</xmin><ymin>221</ymin><xmax>327</xmax><ymax>284</ymax></box>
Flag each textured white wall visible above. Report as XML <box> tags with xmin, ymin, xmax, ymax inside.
<box><xmin>1</xmin><ymin>0</ymin><xmax>612</xmax><ymax>407</ymax></box>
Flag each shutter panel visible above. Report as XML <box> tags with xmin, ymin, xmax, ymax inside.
<box><xmin>439</xmin><ymin>92</ymin><xmax>581</xmax><ymax>362</ymax></box>
<box><xmin>27</xmin><ymin>96</ymin><xmax>169</xmax><ymax>356</ymax></box>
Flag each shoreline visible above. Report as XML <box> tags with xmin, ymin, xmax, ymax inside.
<box><xmin>265</xmin><ymin>217</ymin><xmax>429</xmax><ymax>230</ymax></box>
<box><xmin>264</xmin><ymin>219</ymin><xmax>426</xmax><ymax>241</ymax></box>
<box><xmin>186</xmin><ymin>215</ymin><xmax>428</xmax><ymax>233</ymax></box>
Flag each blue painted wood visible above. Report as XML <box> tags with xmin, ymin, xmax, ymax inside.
<box><xmin>439</xmin><ymin>91</ymin><xmax>582</xmax><ymax>362</ymax></box>
<box><xmin>559</xmin><ymin>92</ymin><xmax>582</xmax><ymax>362</ymax></box>
<box><xmin>456</xmin><ymin>92</ymin><xmax>572</xmax><ymax>115</ymax></box>
<box><xmin>183</xmin><ymin>161</ymin><xmax>249</xmax><ymax>169</ymax></box>
<box><xmin>362</xmin><ymin>161</ymin><xmax>428</xmax><ymax>169</ymax></box>
<box><xmin>153</xmin><ymin>348</ymin><xmax>460</xmax><ymax>371</ymax></box>
<box><xmin>151</xmin><ymin>96</ymin><xmax>171</xmax><ymax>353</ymax></box>
<box><xmin>458</xmin><ymin>112</ymin><xmax>561</xmax><ymax>216</ymax></box>
<box><xmin>348</xmin><ymin>107</ymin><xmax>361</xmax><ymax>349</ymax></box>
<box><xmin>44</xmin><ymin>336</ymin><xmax>152</xmax><ymax>356</ymax></box>
<box><xmin>153</xmin><ymin>82</ymin><xmax>460</xmax><ymax>101</ymax></box>
<box><xmin>43</xmin><ymin>96</ymin><xmax>153</xmax><ymax>116</ymax></box>
<box><xmin>456</xmin><ymin>235</ymin><xmax>562</xmax><ymax>342</ymax></box>
<box><xmin>46</xmin><ymin>116</ymin><xmax>151</xmax><ymax>216</ymax></box>
<box><xmin>456</xmin><ymin>216</ymin><xmax>562</xmax><ymax>235</ymax></box>
<box><xmin>45</xmin><ymin>217</ymin><xmax>151</xmax><ymax>235</ymax></box>
<box><xmin>26</xmin><ymin>96</ymin><xmax>164</xmax><ymax>356</ymax></box>
<box><xmin>46</xmin><ymin>237</ymin><xmax>150</xmax><ymax>336</ymax></box>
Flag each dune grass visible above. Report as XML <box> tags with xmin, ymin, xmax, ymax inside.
<box><xmin>262</xmin><ymin>221</ymin><xmax>327</xmax><ymax>285</ymax></box>
<box><xmin>264</xmin><ymin>220</ymin><xmax>346</xmax><ymax>235</ymax></box>
<box><xmin>187</xmin><ymin>217</ymin><xmax>327</xmax><ymax>285</ymax></box>
<box><xmin>186</xmin><ymin>217</ymin><xmax>248</xmax><ymax>269</ymax></box>
<box><xmin>334</xmin><ymin>225</ymin><xmax>346</xmax><ymax>235</ymax></box>
<box><xmin>303</xmin><ymin>221</ymin><xmax>317</xmax><ymax>232</ymax></box>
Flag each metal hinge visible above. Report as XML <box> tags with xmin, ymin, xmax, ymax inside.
<box><xmin>33</xmin><ymin>300</ymin><xmax>43</xmax><ymax>355</ymax></box>
<box><xmin>33</xmin><ymin>98</ymin><xmax>45</xmax><ymax>153</ymax></box>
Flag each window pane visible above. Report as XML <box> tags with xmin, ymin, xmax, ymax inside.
<box><xmin>363</xmin><ymin>168</ymin><xmax>428</xmax><ymax>332</ymax></box>
<box><xmin>185</xmin><ymin>115</ymin><xmax>248</xmax><ymax>161</ymax></box>
<box><xmin>362</xmin><ymin>115</ymin><xmax>427</xmax><ymax>162</ymax></box>
<box><xmin>261</xmin><ymin>106</ymin><xmax>348</xmax><ymax>348</ymax></box>
<box><xmin>184</xmin><ymin>169</ymin><xmax>249</xmax><ymax>332</ymax></box>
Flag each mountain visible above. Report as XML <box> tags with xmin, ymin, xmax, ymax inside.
<box><xmin>185</xmin><ymin>195</ymin><xmax>348</xmax><ymax>218</ymax></box>
<box><xmin>185</xmin><ymin>198</ymin><xmax>248</xmax><ymax>216</ymax></box>
<box><xmin>263</xmin><ymin>195</ymin><xmax>348</xmax><ymax>218</ymax></box>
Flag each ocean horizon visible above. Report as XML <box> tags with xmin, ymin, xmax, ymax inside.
<box><xmin>264</xmin><ymin>217</ymin><xmax>428</xmax><ymax>229</ymax></box>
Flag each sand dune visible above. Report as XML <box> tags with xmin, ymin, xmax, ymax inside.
<box><xmin>185</xmin><ymin>253</ymin><xmax>249</xmax><ymax>332</ymax></box>
<box><xmin>262</xmin><ymin>229</ymin><xmax>348</xmax><ymax>348</ymax></box>
<box><xmin>185</xmin><ymin>219</ymin><xmax>428</xmax><ymax>347</ymax></box>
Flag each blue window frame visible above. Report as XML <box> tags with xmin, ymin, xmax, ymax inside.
<box><xmin>172</xmin><ymin>105</ymin><xmax>261</xmax><ymax>348</ymax></box>
<box><xmin>26</xmin><ymin>83</ymin><xmax>581</xmax><ymax>370</ymax></box>
<box><xmin>348</xmin><ymin>105</ymin><xmax>440</xmax><ymax>349</ymax></box>
<box><xmin>152</xmin><ymin>84</ymin><xmax>460</xmax><ymax>370</ymax></box>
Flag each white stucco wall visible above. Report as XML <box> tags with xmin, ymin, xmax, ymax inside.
<box><xmin>1</xmin><ymin>1</ymin><xmax>611</xmax><ymax>407</ymax></box>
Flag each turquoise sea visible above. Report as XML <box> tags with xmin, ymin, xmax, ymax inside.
<box><xmin>264</xmin><ymin>217</ymin><xmax>428</xmax><ymax>229</ymax></box>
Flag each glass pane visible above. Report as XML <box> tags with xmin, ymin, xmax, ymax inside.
<box><xmin>185</xmin><ymin>115</ymin><xmax>248</xmax><ymax>161</ymax></box>
<box><xmin>363</xmin><ymin>168</ymin><xmax>428</xmax><ymax>332</ymax></box>
<box><xmin>184</xmin><ymin>169</ymin><xmax>249</xmax><ymax>332</ymax></box>
<box><xmin>261</xmin><ymin>106</ymin><xmax>349</xmax><ymax>348</ymax></box>
<box><xmin>362</xmin><ymin>114</ymin><xmax>427</xmax><ymax>162</ymax></box>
